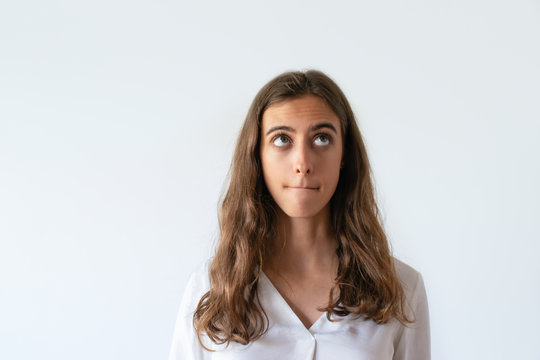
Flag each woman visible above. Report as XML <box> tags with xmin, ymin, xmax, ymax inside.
<box><xmin>169</xmin><ymin>70</ymin><xmax>430</xmax><ymax>359</ymax></box>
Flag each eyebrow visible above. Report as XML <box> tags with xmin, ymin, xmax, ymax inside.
<box><xmin>265</xmin><ymin>122</ymin><xmax>338</xmax><ymax>136</ymax></box>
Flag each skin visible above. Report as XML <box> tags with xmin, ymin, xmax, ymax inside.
<box><xmin>259</xmin><ymin>94</ymin><xmax>344</xmax><ymax>329</ymax></box>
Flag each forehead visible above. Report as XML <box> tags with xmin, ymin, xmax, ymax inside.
<box><xmin>261</xmin><ymin>95</ymin><xmax>341</xmax><ymax>131</ymax></box>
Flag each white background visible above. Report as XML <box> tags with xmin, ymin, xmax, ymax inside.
<box><xmin>1</xmin><ymin>1</ymin><xmax>539</xmax><ymax>359</ymax></box>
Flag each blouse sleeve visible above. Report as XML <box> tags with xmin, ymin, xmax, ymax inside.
<box><xmin>168</xmin><ymin>262</ymin><xmax>212</xmax><ymax>360</ymax></box>
<box><xmin>393</xmin><ymin>270</ymin><xmax>431</xmax><ymax>360</ymax></box>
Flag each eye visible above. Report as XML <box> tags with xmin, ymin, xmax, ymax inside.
<box><xmin>272</xmin><ymin>134</ymin><xmax>291</xmax><ymax>147</ymax></box>
<box><xmin>314</xmin><ymin>133</ymin><xmax>331</xmax><ymax>146</ymax></box>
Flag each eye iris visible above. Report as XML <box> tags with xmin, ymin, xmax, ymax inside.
<box><xmin>275</xmin><ymin>135</ymin><xmax>288</xmax><ymax>146</ymax></box>
<box><xmin>317</xmin><ymin>135</ymin><xmax>329</xmax><ymax>145</ymax></box>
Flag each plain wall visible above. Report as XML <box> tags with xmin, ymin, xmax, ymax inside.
<box><xmin>1</xmin><ymin>0</ymin><xmax>539</xmax><ymax>359</ymax></box>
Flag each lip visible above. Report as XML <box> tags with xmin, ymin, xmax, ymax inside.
<box><xmin>285</xmin><ymin>186</ymin><xmax>319</xmax><ymax>190</ymax></box>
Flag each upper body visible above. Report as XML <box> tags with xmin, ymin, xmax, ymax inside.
<box><xmin>169</xmin><ymin>70</ymin><xmax>430</xmax><ymax>359</ymax></box>
<box><xmin>168</xmin><ymin>257</ymin><xmax>430</xmax><ymax>360</ymax></box>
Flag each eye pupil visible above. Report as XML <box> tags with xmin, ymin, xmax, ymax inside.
<box><xmin>315</xmin><ymin>134</ymin><xmax>330</xmax><ymax>145</ymax></box>
<box><xmin>273</xmin><ymin>134</ymin><xmax>289</xmax><ymax>146</ymax></box>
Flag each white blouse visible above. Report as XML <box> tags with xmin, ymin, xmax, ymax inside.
<box><xmin>169</xmin><ymin>258</ymin><xmax>430</xmax><ymax>360</ymax></box>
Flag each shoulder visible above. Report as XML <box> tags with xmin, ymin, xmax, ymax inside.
<box><xmin>393</xmin><ymin>257</ymin><xmax>426</xmax><ymax>307</ymax></box>
<box><xmin>182</xmin><ymin>257</ymin><xmax>212</xmax><ymax>306</ymax></box>
<box><xmin>391</xmin><ymin>258</ymin><xmax>431</xmax><ymax>358</ymax></box>
<box><xmin>168</xmin><ymin>258</ymin><xmax>214</xmax><ymax>359</ymax></box>
<box><xmin>393</xmin><ymin>257</ymin><xmax>421</xmax><ymax>288</ymax></box>
<box><xmin>190</xmin><ymin>257</ymin><xmax>212</xmax><ymax>285</ymax></box>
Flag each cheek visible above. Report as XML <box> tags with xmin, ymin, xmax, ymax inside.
<box><xmin>326</xmin><ymin>163</ymin><xmax>342</xmax><ymax>186</ymax></box>
<box><xmin>324</xmin><ymin>148</ymin><xmax>342</xmax><ymax>169</ymax></box>
<box><xmin>260</xmin><ymin>152</ymin><xmax>282</xmax><ymax>188</ymax></box>
<box><xmin>324</xmin><ymin>152</ymin><xmax>343</xmax><ymax>187</ymax></box>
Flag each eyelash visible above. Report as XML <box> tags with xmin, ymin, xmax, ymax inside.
<box><xmin>271</xmin><ymin>132</ymin><xmax>332</xmax><ymax>147</ymax></box>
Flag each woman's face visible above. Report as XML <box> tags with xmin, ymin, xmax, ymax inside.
<box><xmin>259</xmin><ymin>95</ymin><xmax>343</xmax><ymax>219</ymax></box>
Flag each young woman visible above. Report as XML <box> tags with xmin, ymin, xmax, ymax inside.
<box><xmin>169</xmin><ymin>70</ymin><xmax>430</xmax><ymax>359</ymax></box>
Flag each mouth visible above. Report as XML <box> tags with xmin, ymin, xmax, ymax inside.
<box><xmin>285</xmin><ymin>186</ymin><xmax>319</xmax><ymax>190</ymax></box>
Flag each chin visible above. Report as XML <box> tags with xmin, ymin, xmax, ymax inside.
<box><xmin>279</xmin><ymin>203</ymin><xmax>328</xmax><ymax>219</ymax></box>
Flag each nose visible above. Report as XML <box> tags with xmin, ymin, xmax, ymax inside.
<box><xmin>295</xmin><ymin>165</ymin><xmax>310</xmax><ymax>175</ymax></box>
<box><xmin>294</xmin><ymin>143</ymin><xmax>312</xmax><ymax>175</ymax></box>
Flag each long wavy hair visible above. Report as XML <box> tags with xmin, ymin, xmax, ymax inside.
<box><xmin>193</xmin><ymin>70</ymin><xmax>412</xmax><ymax>349</ymax></box>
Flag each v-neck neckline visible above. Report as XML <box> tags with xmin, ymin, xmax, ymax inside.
<box><xmin>259</xmin><ymin>271</ymin><xmax>327</xmax><ymax>333</ymax></box>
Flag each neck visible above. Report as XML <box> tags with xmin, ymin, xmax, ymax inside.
<box><xmin>266</xmin><ymin>205</ymin><xmax>338</xmax><ymax>275</ymax></box>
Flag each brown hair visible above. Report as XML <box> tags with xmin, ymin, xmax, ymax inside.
<box><xmin>193</xmin><ymin>70</ymin><xmax>412</xmax><ymax>349</ymax></box>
